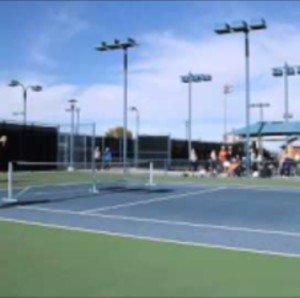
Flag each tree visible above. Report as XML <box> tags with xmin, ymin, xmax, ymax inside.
<box><xmin>105</xmin><ymin>126</ymin><xmax>133</xmax><ymax>139</ymax></box>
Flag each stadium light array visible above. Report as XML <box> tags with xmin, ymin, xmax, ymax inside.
<box><xmin>180</xmin><ymin>72</ymin><xmax>212</xmax><ymax>157</ymax></box>
<box><xmin>272</xmin><ymin>63</ymin><xmax>300</xmax><ymax>122</ymax></box>
<box><xmin>8</xmin><ymin>80</ymin><xmax>43</xmax><ymax>125</ymax></box>
<box><xmin>214</xmin><ymin>18</ymin><xmax>267</xmax><ymax>176</ymax></box>
<box><xmin>96</xmin><ymin>38</ymin><xmax>139</xmax><ymax>172</ymax></box>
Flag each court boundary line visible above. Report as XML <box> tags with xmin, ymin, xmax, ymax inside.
<box><xmin>17</xmin><ymin>205</ymin><xmax>300</xmax><ymax>238</ymax></box>
<box><xmin>0</xmin><ymin>216</ymin><xmax>300</xmax><ymax>259</ymax></box>
<box><xmin>80</xmin><ymin>187</ymin><xmax>227</xmax><ymax>213</ymax></box>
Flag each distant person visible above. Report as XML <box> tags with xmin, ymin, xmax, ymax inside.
<box><xmin>210</xmin><ymin>149</ymin><xmax>217</xmax><ymax>174</ymax></box>
<box><xmin>280</xmin><ymin>146</ymin><xmax>296</xmax><ymax>177</ymax></box>
<box><xmin>189</xmin><ymin>148</ymin><xmax>198</xmax><ymax>173</ymax></box>
<box><xmin>103</xmin><ymin>147</ymin><xmax>112</xmax><ymax>169</ymax></box>
<box><xmin>227</xmin><ymin>156</ymin><xmax>241</xmax><ymax>177</ymax></box>
<box><xmin>94</xmin><ymin>147</ymin><xmax>101</xmax><ymax>170</ymax></box>
<box><xmin>250</xmin><ymin>149</ymin><xmax>258</xmax><ymax>172</ymax></box>
<box><xmin>0</xmin><ymin>135</ymin><xmax>7</xmax><ymax>147</ymax></box>
<box><xmin>0</xmin><ymin>135</ymin><xmax>7</xmax><ymax>172</ymax></box>
<box><xmin>219</xmin><ymin>146</ymin><xmax>228</xmax><ymax>172</ymax></box>
<box><xmin>219</xmin><ymin>146</ymin><xmax>227</xmax><ymax>163</ymax></box>
<box><xmin>227</xmin><ymin>146</ymin><xmax>233</xmax><ymax>162</ymax></box>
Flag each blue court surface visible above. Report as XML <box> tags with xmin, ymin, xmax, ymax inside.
<box><xmin>1</xmin><ymin>182</ymin><xmax>300</xmax><ymax>258</ymax></box>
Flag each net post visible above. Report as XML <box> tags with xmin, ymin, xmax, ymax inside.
<box><xmin>2</xmin><ymin>162</ymin><xmax>17</xmax><ymax>203</ymax></box>
<box><xmin>147</xmin><ymin>161</ymin><xmax>155</xmax><ymax>187</ymax></box>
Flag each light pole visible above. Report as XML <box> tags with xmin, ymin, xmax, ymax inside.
<box><xmin>96</xmin><ymin>38</ymin><xmax>138</xmax><ymax>172</ymax></box>
<box><xmin>185</xmin><ymin>120</ymin><xmax>189</xmax><ymax>140</ymax></box>
<box><xmin>66</xmin><ymin>99</ymin><xmax>77</xmax><ymax>170</ymax></box>
<box><xmin>272</xmin><ymin>63</ymin><xmax>300</xmax><ymax>147</ymax></box>
<box><xmin>75</xmin><ymin>107</ymin><xmax>80</xmax><ymax>134</ymax></box>
<box><xmin>129</xmin><ymin>106</ymin><xmax>140</xmax><ymax>166</ymax></box>
<box><xmin>8</xmin><ymin>80</ymin><xmax>42</xmax><ymax>125</ymax></box>
<box><xmin>180</xmin><ymin>73</ymin><xmax>212</xmax><ymax>158</ymax></box>
<box><xmin>223</xmin><ymin>84</ymin><xmax>234</xmax><ymax>143</ymax></box>
<box><xmin>250</xmin><ymin>102</ymin><xmax>270</xmax><ymax>158</ymax></box>
<box><xmin>215</xmin><ymin>18</ymin><xmax>267</xmax><ymax>176</ymax></box>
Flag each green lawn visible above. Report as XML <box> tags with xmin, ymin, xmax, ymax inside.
<box><xmin>1</xmin><ymin>220</ymin><xmax>300</xmax><ymax>297</ymax></box>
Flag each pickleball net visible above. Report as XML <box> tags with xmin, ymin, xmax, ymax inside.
<box><xmin>1</xmin><ymin>160</ymin><xmax>155</xmax><ymax>205</ymax></box>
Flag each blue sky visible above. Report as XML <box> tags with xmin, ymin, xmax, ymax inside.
<box><xmin>1</xmin><ymin>1</ymin><xmax>300</xmax><ymax>149</ymax></box>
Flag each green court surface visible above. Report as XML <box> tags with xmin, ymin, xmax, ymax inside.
<box><xmin>1</xmin><ymin>220</ymin><xmax>300</xmax><ymax>297</ymax></box>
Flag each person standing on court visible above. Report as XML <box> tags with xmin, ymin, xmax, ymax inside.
<box><xmin>94</xmin><ymin>147</ymin><xmax>101</xmax><ymax>170</ymax></box>
<box><xmin>219</xmin><ymin>146</ymin><xmax>227</xmax><ymax>172</ymax></box>
<box><xmin>189</xmin><ymin>148</ymin><xmax>198</xmax><ymax>173</ymax></box>
<box><xmin>103</xmin><ymin>147</ymin><xmax>112</xmax><ymax>169</ymax></box>
<box><xmin>210</xmin><ymin>149</ymin><xmax>217</xmax><ymax>175</ymax></box>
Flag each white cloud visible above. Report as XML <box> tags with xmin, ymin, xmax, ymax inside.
<box><xmin>28</xmin><ymin>10</ymin><xmax>90</xmax><ymax>69</ymax></box>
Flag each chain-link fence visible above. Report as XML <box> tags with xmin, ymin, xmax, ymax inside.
<box><xmin>57</xmin><ymin>123</ymin><xmax>96</xmax><ymax>167</ymax></box>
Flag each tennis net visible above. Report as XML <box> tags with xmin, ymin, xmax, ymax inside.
<box><xmin>1</xmin><ymin>160</ymin><xmax>154</xmax><ymax>205</ymax></box>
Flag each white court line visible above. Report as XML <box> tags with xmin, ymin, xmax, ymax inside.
<box><xmin>1</xmin><ymin>216</ymin><xmax>300</xmax><ymax>259</ymax></box>
<box><xmin>81</xmin><ymin>187</ymin><xmax>227</xmax><ymax>214</ymax></box>
<box><xmin>227</xmin><ymin>184</ymin><xmax>300</xmax><ymax>193</ymax></box>
<box><xmin>18</xmin><ymin>205</ymin><xmax>300</xmax><ymax>238</ymax></box>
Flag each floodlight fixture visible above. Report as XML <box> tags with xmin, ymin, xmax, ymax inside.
<box><xmin>250</xmin><ymin>102</ymin><xmax>270</xmax><ymax>108</ymax></box>
<box><xmin>95</xmin><ymin>38</ymin><xmax>139</xmax><ymax>172</ymax></box>
<box><xmin>192</xmin><ymin>74</ymin><xmax>202</xmax><ymax>82</ymax></box>
<box><xmin>8</xmin><ymin>79</ymin><xmax>43</xmax><ymax>125</ymax></box>
<box><xmin>8</xmin><ymin>80</ymin><xmax>21</xmax><ymax>87</ymax></box>
<box><xmin>181</xmin><ymin>73</ymin><xmax>212</xmax><ymax>83</ymax></box>
<box><xmin>214</xmin><ymin>23</ymin><xmax>231</xmax><ymax>34</ymax></box>
<box><xmin>286</xmin><ymin>67</ymin><xmax>295</xmax><ymax>76</ymax></box>
<box><xmin>231</xmin><ymin>20</ymin><xmax>248</xmax><ymax>32</ymax></box>
<box><xmin>202</xmin><ymin>74</ymin><xmax>212</xmax><ymax>81</ymax></box>
<box><xmin>272</xmin><ymin>62</ymin><xmax>300</xmax><ymax>131</ymax></box>
<box><xmin>69</xmin><ymin>98</ymin><xmax>77</xmax><ymax>105</ymax></box>
<box><xmin>30</xmin><ymin>85</ymin><xmax>43</xmax><ymax>92</ymax></box>
<box><xmin>96</xmin><ymin>42</ymin><xmax>108</xmax><ymax>51</ymax></box>
<box><xmin>224</xmin><ymin>84</ymin><xmax>233</xmax><ymax>94</ymax></box>
<box><xmin>181</xmin><ymin>75</ymin><xmax>191</xmax><ymax>83</ymax></box>
<box><xmin>180</xmin><ymin>71</ymin><xmax>212</xmax><ymax>156</ymax></box>
<box><xmin>128</xmin><ymin>38</ymin><xmax>136</xmax><ymax>45</ymax></box>
<box><xmin>214</xmin><ymin>18</ymin><xmax>267</xmax><ymax>176</ymax></box>
<box><xmin>249</xmin><ymin>18</ymin><xmax>267</xmax><ymax>30</ymax></box>
<box><xmin>129</xmin><ymin>106</ymin><xmax>137</xmax><ymax>112</ymax></box>
<box><xmin>272</xmin><ymin>68</ymin><xmax>283</xmax><ymax>77</ymax></box>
